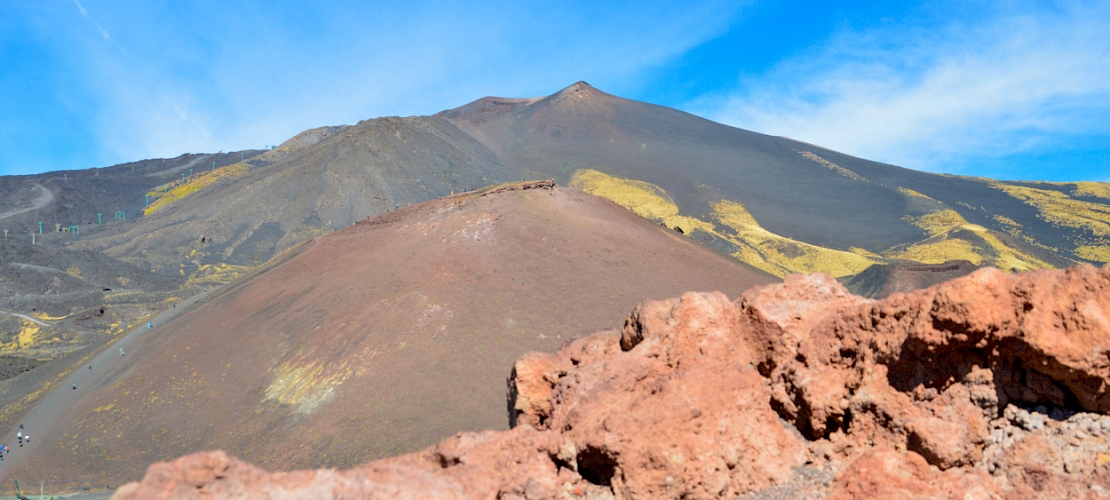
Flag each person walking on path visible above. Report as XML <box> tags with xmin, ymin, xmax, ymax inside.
<box><xmin>148</xmin><ymin>321</ymin><xmax>153</xmax><ymax>329</ymax></box>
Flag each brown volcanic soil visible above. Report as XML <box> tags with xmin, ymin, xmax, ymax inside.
<box><xmin>114</xmin><ymin>263</ymin><xmax>1110</xmax><ymax>500</ymax></box>
<box><xmin>0</xmin><ymin>182</ymin><xmax>773</xmax><ymax>491</ymax></box>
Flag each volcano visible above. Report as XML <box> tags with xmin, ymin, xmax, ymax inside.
<box><xmin>0</xmin><ymin>182</ymin><xmax>772</xmax><ymax>490</ymax></box>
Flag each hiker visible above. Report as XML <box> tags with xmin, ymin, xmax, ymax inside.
<box><xmin>72</xmin><ymin>384</ymin><xmax>76</xmax><ymax>390</ymax></box>
<box><xmin>120</xmin><ymin>348</ymin><xmax>125</xmax><ymax>355</ymax></box>
<box><xmin>24</xmin><ymin>436</ymin><xmax>28</xmax><ymax>443</ymax></box>
<box><xmin>204</xmin><ymin>286</ymin><xmax>208</xmax><ymax>293</ymax></box>
<box><xmin>148</xmin><ymin>321</ymin><xmax>153</xmax><ymax>329</ymax></box>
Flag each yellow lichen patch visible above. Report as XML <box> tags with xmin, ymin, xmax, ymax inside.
<box><xmin>116</xmin><ymin>276</ymin><xmax>130</xmax><ymax>287</ymax></box>
<box><xmin>797</xmin><ymin>151</ymin><xmax>867</xmax><ymax>181</ymax></box>
<box><xmin>92</xmin><ymin>403</ymin><xmax>116</xmax><ymax>413</ymax></box>
<box><xmin>187</xmin><ymin>262</ymin><xmax>253</xmax><ymax>286</ymax></box>
<box><xmin>65</xmin><ymin>266</ymin><xmax>83</xmax><ymax>279</ymax></box>
<box><xmin>711</xmin><ymin>200</ymin><xmax>878</xmax><ymax>278</ymax></box>
<box><xmin>897</xmin><ymin>187</ymin><xmax>935</xmax><ymax>201</ymax></box>
<box><xmin>31</xmin><ymin>311</ymin><xmax>66</xmax><ymax>322</ymax></box>
<box><xmin>2</xmin><ymin>319</ymin><xmax>40</xmax><ymax>353</ymax></box>
<box><xmin>991</xmin><ymin>182</ymin><xmax>1110</xmax><ymax>238</ymax></box>
<box><xmin>1072</xmin><ymin>182</ymin><xmax>1110</xmax><ymax>201</ymax></box>
<box><xmin>849</xmin><ymin>247</ymin><xmax>883</xmax><ymax>259</ymax></box>
<box><xmin>993</xmin><ymin>215</ymin><xmax>1022</xmax><ymax>228</ymax></box>
<box><xmin>265</xmin><ymin>359</ymin><xmax>352</xmax><ymax>415</ymax></box>
<box><xmin>144</xmin><ymin>163</ymin><xmax>249</xmax><ymax>215</ymax></box>
<box><xmin>912</xmin><ymin>209</ymin><xmax>971</xmax><ymax>235</ymax></box>
<box><xmin>569</xmin><ymin>169</ymin><xmax>714</xmax><ymax>234</ymax></box>
<box><xmin>570</xmin><ymin>168</ymin><xmax>876</xmax><ymax>277</ymax></box>
<box><xmin>888</xmin><ymin>209</ymin><xmax>1055</xmax><ymax>272</ymax></box>
<box><xmin>888</xmin><ymin>238</ymin><xmax>984</xmax><ymax>265</ymax></box>
<box><xmin>1075</xmin><ymin>245</ymin><xmax>1110</xmax><ymax>263</ymax></box>
<box><xmin>570</xmin><ymin>169</ymin><xmax>677</xmax><ymax>219</ymax></box>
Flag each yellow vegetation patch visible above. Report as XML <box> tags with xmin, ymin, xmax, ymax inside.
<box><xmin>1075</xmin><ymin>245</ymin><xmax>1110</xmax><ymax>263</ymax></box>
<box><xmin>797</xmin><ymin>151</ymin><xmax>866</xmax><ymax>181</ymax></box>
<box><xmin>712</xmin><ymin>201</ymin><xmax>877</xmax><ymax>278</ymax></box>
<box><xmin>897</xmin><ymin>187</ymin><xmax>934</xmax><ymax>201</ymax></box>
<box><xmin>1</xmin><ymin>320</ymin><xmax>40</xmax><ymax>353</ymax></box>
<box><xmin>991</xmin><ymin>182</ymin><xmax>1110</xmax><ymax>238</ymax></box>
<box><xmin>187</xmin><ymin>262</ymin><xmax>253</xmax><ymax>286</ymax></box>
<box><xmin>569</xmin><ymin>169</ymin><xmax>714</xmax><ymax>234</ymax></box>
<box><xmin>31</xmin><ymin>311</ymin><xmax>67</xmax><ymax>322</ymax></box>
<box><xmin>65</xmin><ymin>267</ymin><xmax>83</xmax><ymax>279</ymax></box>
<box><xmin>1072</xmin><ymin>182</ymin><xmax>1110</xmax><ymax>201</ymax></box>
<box><xmin>888</xmin><ymin>238</ymin><xmax>984</xmax><ymax>266</ymax></box>
<box><xmin>144</xmin><ymin>163</ymin><xmax>249</xmax><ymax>215</ymax></box>
<box><xmin>92</xmin><ymin>403</ymin><xmax>116</xmax><ymax>413</ymax></box>
<box><xmin>570</xmin><ymin>169</ymin><xmax>876</xmax><ymax>277</ymax></box>
<box><xmin>265</xmin><ymin>359</ymin><xmax>353</xmax><ymax>415</ymax></box>
<box><xmin>993</xmin><ymin>215</ymin><xmax>1022</xmax><ymax>228</ymax></box>
<box><xmin>887</xmin><ymin>208</ymin><xmax>1055</xmax><ymax>272</ymax></box>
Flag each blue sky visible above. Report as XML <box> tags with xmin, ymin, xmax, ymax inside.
<box><xmin>1</xmin><ymin>1</ymin><xmax>1108</xmax><ymax>182</ymax></box>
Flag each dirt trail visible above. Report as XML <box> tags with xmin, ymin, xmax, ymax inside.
<box><xmin>0</xmin><ymin>286</ymin><xmax>218</xmax><ymax>480</ymax></box>
<box><xmin>0</xmin><ymin>312</ymin><xmax>51</xmax><ymax>327</ymax></box>
<box><xmin>0</xmin><ymin>185</ymin><xmax>53</xmax><ymax>221</ymax></box>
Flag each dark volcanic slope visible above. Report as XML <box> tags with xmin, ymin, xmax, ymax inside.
<box><xmin>2</xmin><ymin>182</ymin><xmax>774</xmax><ymax>490</ymax></box>
<box><xmin>840</xmin><ymin>259</ymin><xmax>980</xmax><ymax>299</ymax></box>
<box><xmin>441</xmin><ymin>83</ymin><xmax>1104</xmax><ymax>275</ymax></box>
<box><xmin>72</xmin><ymin>116</ymin><xmax>515</xmax><ymax>278</ymax></box>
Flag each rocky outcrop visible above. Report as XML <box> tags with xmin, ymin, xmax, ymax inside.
<box><xmin>113</xmin><ymin>265</ymin><xmax>1110</xmax><ymax>499</ymax></box>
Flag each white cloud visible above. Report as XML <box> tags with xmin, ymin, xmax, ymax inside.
<box><xmin>704</xmin><ymin>3</ymin><xmax>1110</xmax><ymax>175</ymax></box>
<box><xmin>55</xmin><ymin>1</ymin><xmax>746</xmax><ymax>164</ymax></box>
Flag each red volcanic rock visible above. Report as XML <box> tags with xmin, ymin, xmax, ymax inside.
<box><xmin>762</xmin><ymin>265</ymin><xmax>1110</xmax><ymax>470</ymax></box>
<box><xmin>115</xmin><ymin>265</ymin><xmax>1110</xmax><ymax>499</ymax></box>
<box><xmin>826</xmin><ymin>448</ymin><xmax>1002</xmax><ymax>500</ymax></box>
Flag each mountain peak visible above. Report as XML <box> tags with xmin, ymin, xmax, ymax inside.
<box><xmin>555</xmin><ymin>81</ymin><xmax>604</xmax><ymax>97</ymax></box>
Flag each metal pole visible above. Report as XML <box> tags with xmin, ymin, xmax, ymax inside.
<box><xmin>145</xmin><ymin>194</ymin><xmax>150</xmax><ymax>207</ymax></box>
<box><xmin>38</xmin><ymin>221</ymin><xmax>43</xmax><ymax>234</ymax></box>
<box><xmin>182</xmin><ymin>173</ymin><xmax>186</xmax><ymax>182</ymax></box>
<box><xmin>212</xmin><ymin>161</ymin><xmax>216</xmax><ymax>171</ymax></box>
<box><xmin>97</xmin><ymin>213</ymin><xmax>102</xmax><ymax>224</ymax></box>
<box><xmin>32</xmin><ymin>234</ymin><xmax>35</xmax><ymax>245</ymax></box>
<box><xmin>240</xmin><ymin>152</ymin><xmax>244</xmax><ymax>161</ymax></box>
<box><xmin>190</xmin><ymin>168</ymin><xmax>193</xmax><ymax>177</ymax></box>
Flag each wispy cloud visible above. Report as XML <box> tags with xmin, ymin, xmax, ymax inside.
<box><xmin>704</xmin><ymin>2</ymin><xmax>1110</xmax><ymax>178</ymax></box>
<box><xmin>37</xmin><ymin>1</ymin><xmax>744</xmax><ymax>167</ymax></box>
<box><xmin>72</xmin><ymin>0</ymin><xmax>110</xmax><ymax>40</ymax></box>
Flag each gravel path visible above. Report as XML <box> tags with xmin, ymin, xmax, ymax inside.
<box><xmin>0</xmin><ymin>286</ymin><xmax>219</xmax><ymax>489</ymax></box>
<box><xmin>0</xmin><ymin>185</ymin><xmax>53</xmax><ymax>221</ymax></box>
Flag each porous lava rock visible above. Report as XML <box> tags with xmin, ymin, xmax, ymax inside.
<box><xmin>113</xmin><ymin>264</ymin><xmax>1110</xmax><ymax>499</ymax></box>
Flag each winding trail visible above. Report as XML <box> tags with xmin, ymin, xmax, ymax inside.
<box><xmin>0</xmin><ymin>312</ymin><xmax>51</xmax><ymax>328</ymax></box>
<box><xmin>0</xmin><ymin>286</ymin><xmax>220</xmax><ymax>479</ymax></box>
<box><xmin>0</xmin><ymin>185</ymin><xmax>53</xmax><ymax>221</ymax></box>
